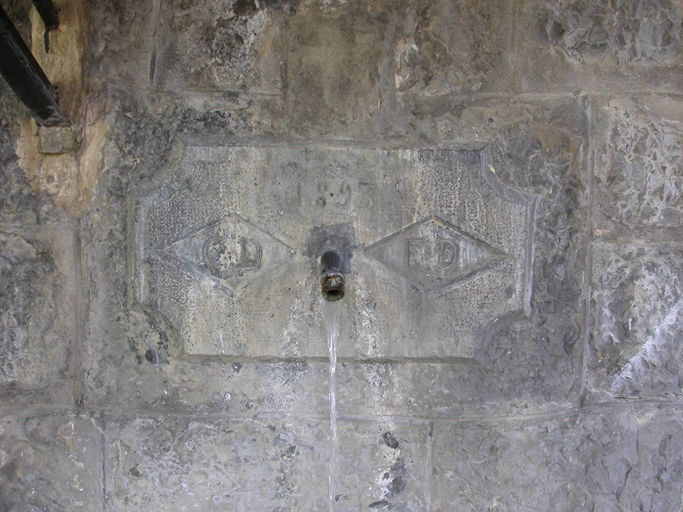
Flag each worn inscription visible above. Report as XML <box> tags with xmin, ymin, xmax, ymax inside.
<box><xmin>153</xmin><ymin>215</ymin><xmax>292</xmax><ymax>293</ymax></box>
<box><xmin>368</xmin><ymin>217</ymin><xmax>507</xmax><ymax>291</ymax></box>
<box><xmin>132</xmin><ymin>143</ymin><xmax>535</xmax><ymax>358</ymax></box>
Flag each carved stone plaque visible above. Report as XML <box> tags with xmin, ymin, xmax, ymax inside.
<box><xmin>131</xmin><ymin>140</ymin><xmax>535</xmax><ymax>359</ymax></box>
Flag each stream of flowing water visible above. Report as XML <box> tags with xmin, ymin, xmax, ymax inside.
<box><xmin>323</xmin><ymin>299</ymin><xmax>341</xmax><ymax>512</ymax></box>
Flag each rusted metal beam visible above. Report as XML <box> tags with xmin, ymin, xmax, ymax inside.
<box><xmin>0</xmin><ymin>4</ymin><xmax>69</xmax><ymax>126</ymax></box>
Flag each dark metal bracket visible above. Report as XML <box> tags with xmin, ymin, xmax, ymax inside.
<box><xmin>31</xmin><ymin>0</ymin><xmax>59</xmax><ymax>52</ymax></box>
<box><xmin>0</xmin><ymin>2</ymin><xmax>69</xmax><ymax>126</ymax></box>
<box><xmin>31</xmin><ymin>0</ymin><xmax>59</xmax><ymax>31</ymax></box>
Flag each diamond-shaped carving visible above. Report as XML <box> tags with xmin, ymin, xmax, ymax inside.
<box><xmin>367</xmin><ymin>217</ymin><xmax>507</xmax><ymax>291</ymax></box>
<box><xmin>153</xmin><ymin>215</ymin><xmax>294</xmax><ymax>292</ymax></box>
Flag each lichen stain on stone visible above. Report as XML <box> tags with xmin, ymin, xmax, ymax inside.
<box><xmin>16</xmin><ymin>101</ymin><xmax>110</xmax><ymax>218</ymax></box>
<box><xmin>14</xmin><ymin>0</ymin><xmax>110</xmax><ymax>218</ymax></box>
<box><xmin>30</xmin><ymin>2</ymin><xmax>88</xmax><ymax>118</ymax></box>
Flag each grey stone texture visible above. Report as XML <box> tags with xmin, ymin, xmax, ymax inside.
<box><xmin>516</xmin><ymin>0</ymin><xmax>683</xmax><ymax>94</ymax></box>
<box><xmin>588</xmin><ymin>242</ymin><xmax>683</xmax><ymax>402</ymax></box>
<box><xmin>1</xmin><ymin>0</ymin><xmax>683</xmax><ymax>510</ymax></box>
<box><xmin>0</xmin><ymin>227</ymin><xmax>78</xmax><ymax>403</ymax></box>
<box><xmin>336</xmin><ymin>420</ymin><xmax>429</xmax><ymax>511</ymax></box>
<box><xmin>432</xmin><ymin>405</ymin><xmax>683</xmax><ymax>512</ymax></box>
<box><xmin>0</xmin><ymin>410</ymin><xmax>103</xmax><ymax>511</ymax></box>
<box><xmin>593</xmin><ymin>95</ymin><xmax>683</xmax><ymax>241</ymax></box>
<box><xmin>104</xmin><ymin>414</ymin><xmax>329</xmax><ymax>511</ymax></box>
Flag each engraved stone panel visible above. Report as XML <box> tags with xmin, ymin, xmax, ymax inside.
<box><xmin>368</xmin><ymin>217</ymin><xmax>507</xmax><ymax>292</ymax></box>
<box><xmin>157</xmin><ymin>214</ymin><xmax>293</xmax><ymax>293</ymax></box>
<box><xmin>131</xmin><ymin>142</ymin><xmax>535</xmax><ymax>359</ymax></box>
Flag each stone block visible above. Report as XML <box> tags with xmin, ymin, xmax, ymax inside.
<box><xmin>38</xmin><ymin>126</ymin><xmax>77</xmax><ymax>154</ymax></box>
<box><xmin>104</xmin><ymin>414</ymin><xmax>329</xmax><ymax>511</ymax></box>
<box><xmin>431</xmin><ymin>406</ymin><xmax>683</xmax><ymax>512</ymax></box>
<box><xmin>131</xmin><ymin>142</ymin><xmax>535</xmax><ymax>361</ymax></box>
<box><xmin>335</xmin><ymin>420</ymin><xmax>430</xmax><ymax>512</ymax></box>
<box><xmin>0</xmin><ymin>410</ymin><xmax>103</xmax><ymax>511</ymax></box>
<box><xmin>0</xmin><ymin>226</ymin><xmax>77</xmax><ymax>404</ymax></box>
<box><xmin>390</xmin><ymin>0</ymin><xmax>511</xmax><ymax>97</ymax></box>
<box><xmin>515</xmin><ymin>0</ymin><xmax>683</xmax><ymax>93</ymax></box>
<box><xmin>587</xmin><ymin>242</ymin><xmax>683</xmax><ymax>401</ymax></box>
<box><xmin>273</xmin><ymin>2</ymin><xmax>385</xmax><ymax>134</ymax></box>
<box><xmin>153</xmin><ymin>0</ymin><xmax>285</xmax><ymax>92</ymax></box>
<box><xmin>89</xmin><ymin>0</ymin><xmax>157</xmax><ymax>85</ymax></box>
<box><xmin>85</xmin><ymin>353</ymin><xmax>330</xmax><ymax>416</ymax></box>
<box><xmin>0</xmin><ymin>121</ymin><xmax>70</xmax><ymax>226</ymax></box>
<box><xmin>593</xmin><ymin>96</ymin><xmax>683</xmax><ymax>242</ymax></box>
<box><xmin>272</xmin><ymin>0</ymin><xmax>511</xmax><ymax>134</ymax></box>
<box><xmin>336</xmin><ymin>357</ymin><xmax>573</xmax><ymax>420</ymax></box>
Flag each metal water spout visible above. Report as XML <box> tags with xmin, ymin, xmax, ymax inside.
<box><xmin>320</xmin><ymin>251</ymin><xmax>345</xmax><ymax>301</ymax></box>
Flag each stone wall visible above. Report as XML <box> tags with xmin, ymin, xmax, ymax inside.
<box><xmin>2</xmin><ymin>0</ymin><xmax>683</xmax><ymax>510</ymax></box>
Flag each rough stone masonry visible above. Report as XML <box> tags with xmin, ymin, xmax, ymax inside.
<box><xmin>1</xmin><ymin>0</ymin><xmax>683</xmax><ymax>510</ymax></box>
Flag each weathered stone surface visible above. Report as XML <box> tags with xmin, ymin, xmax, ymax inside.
<box><xmin>132</xmin><ymin>142</ymin><xmax>534</xmax><ymax>360</ymax></box>
<box><xmin>546</xmin><ymin>0</ymin><xmax>681</xmax><ymax>64</ymax></box>
<box><xmin>336</xmin><ymin>420</ymin><xmax>429</xmax><ymax>511</ymax></box>
<box><xmin>274</xmin><ymin>1</ymin><xmax>387</xmax><ymax>135</ymax></box>
<box><xmin>587</xmin><ymin>242</ymin><xmax>683</xmax><ymax>401</ymax></box>
<box><xmin>38</xmin><ymin>126</ymin><xmax>77</xmax><ymax>154</ymax></box>
<box><xmin>0</xmin><ymin>109</ymin><xmax>69</xmax><ymax>227</ymax></box>
<box><xmin>391</xmin><ymin>0</ymin><xmax>511</xmax><ymax>97</ymax></box>
<box><xmin>516</xmin><ymin>0</ymin><xmax>683</xmax><ymax>93</ymax></box>
<box><xmin>0</xmin><ymin>227</ymin><xmax>77</xmax><ymax>404</ymax></box>
<box><xmin>336</xmin><ymin>356</ymin><xmax>573</xmax><ymax>420</ymax></box>
<box><xmin>593</xmin><ymin>96</ymin><xmax>683</xmax><ymax>241</ymax></box>
<box><xmin>5</xmin><ymin>0</ymin><xmax>683</xmax><ymax>508</ymax></box>
<box><xmin>272</xmin><ymin>0</ymin><xmax>512</xmax><ymax>134</ymax></box>
<box><xmin>89</xmin><ymin>0</ymin><xmax>157</xmax><ymax>86</ymax></box>
<box><xmin>105</xmin><ymin>414</ymin><xmax>329</xmax><ymax>511</ymax></box>
<box><xmin>0</xmin><ymin>410</ymin><xmax>103</xmax><ymax>511</ymax></box>
<box><xmin>154</xmin><ymin>0</ymin><xmax>285</xmax><ymax>92</ymax></box>
<box><xmin>86</xmin><ymin>351</ymin><xmax>330</xmax><ymax>416</ymax></box>
<box><xmin>431</xmin><ymin>405</ymin><xmax>683</xmax><ymax>512</ymax></box>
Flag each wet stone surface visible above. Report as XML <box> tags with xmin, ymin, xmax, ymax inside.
<box><xmin>335</xmin><ymin>420</ymin><xmax>429</xmax><ymax>512</ymax></box>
